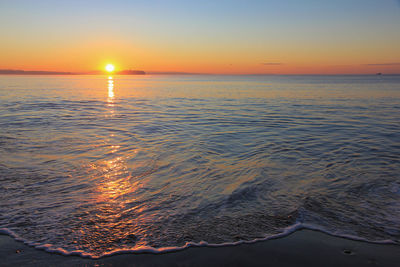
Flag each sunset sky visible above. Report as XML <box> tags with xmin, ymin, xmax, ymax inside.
<box><xmin>1</xmin><ymin>0</ymin><xmax>400</xmax><ymax>74</ymax></box>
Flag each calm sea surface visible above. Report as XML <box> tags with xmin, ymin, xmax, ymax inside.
<box><xmin>0</xmin><ymin>75</ymin><xmax>399</xmax><ymax>257</ymax></box>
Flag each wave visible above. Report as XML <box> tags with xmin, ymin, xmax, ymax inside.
<box><xmin>1</xmin><ymin>222</ymin><xmax>398</xmax><ymax>259</ymax></box>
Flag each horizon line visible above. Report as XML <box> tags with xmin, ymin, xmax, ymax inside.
<box><xmin>0</xmin><ymin>69</ymin><xmax>399</xmax><ymax>76</ymax></box>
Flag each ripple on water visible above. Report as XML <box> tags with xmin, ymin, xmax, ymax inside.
<box><xmin>0</xmin><ymin>75</ymin><xmax>400</xmax><ymax>257</ymax></box>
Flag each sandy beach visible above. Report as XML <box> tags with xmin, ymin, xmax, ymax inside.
<box><xmin>1</xmin><ymin>229</ymin><xmax>399</xmax><ymax>267</ymax></box>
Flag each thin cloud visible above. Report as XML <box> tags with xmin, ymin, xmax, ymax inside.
<box><xmin>262</xmin><ymin>63</ymin><xmax>283</xmax><ymax>65</ymax></box>
<box><xmin>364</xmin><ymin>63</ymin><xmax>400</xmax><ymax>66</ymax></box>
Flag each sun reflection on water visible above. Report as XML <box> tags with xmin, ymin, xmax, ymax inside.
<box><xmin>108</xmin><ymin>76</ymin><xmax>114</xmax><ymax>103</ymax></box>
<box><xmin>96</xmin><ymin>156</ymin><xmax>133</xmax><ymax>202</ymax></box>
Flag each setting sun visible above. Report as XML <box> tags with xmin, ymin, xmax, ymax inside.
<box><xmin>105</xmin><ymin>64</ymin><xmax>115</xmax><ymax>72</ymax></box>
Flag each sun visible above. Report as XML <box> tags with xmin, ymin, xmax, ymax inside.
<box><xmin>105</xmin><ymin>64</ymin><xmax>115</xmax><ymax>72</ymax></box>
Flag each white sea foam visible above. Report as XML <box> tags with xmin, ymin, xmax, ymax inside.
<box><xmin>1</xmin><ymin>223</ymin><xmax>397</xmax><ymax>259</ymax></box>
<box><xmin>2</xmin><ymin>224</ymin><xmax>303</xmax><ymax>259</ymax></box>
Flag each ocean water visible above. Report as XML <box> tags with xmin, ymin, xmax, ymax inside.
<box><xmin>0</xmin><ymin>74</ymin><xmax>399</xmax><ymax>257</ymax></box>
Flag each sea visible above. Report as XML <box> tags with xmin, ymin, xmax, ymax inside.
<box><xmin>0</xmin><ymin>74</ymin><xmax>399</xmax><ymax>258</ymax></box>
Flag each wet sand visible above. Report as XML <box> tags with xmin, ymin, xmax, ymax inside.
<box><xmin>1</xmin><ymin>229</ymin><xmax>399</xmax><ymax>267</ymax></box>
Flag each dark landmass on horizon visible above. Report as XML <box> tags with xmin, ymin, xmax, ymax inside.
<box><xmin>0</xmin><ymin>69</ymin><xmax>74</xmax><ymax>75</ymax></box>
<box><xmin>0</xmin><ymin>69</ymin><xmax>145</xmax><ymax>75</ymax></box>
<box><xmin>147</xmin><ymin>71</ymin><xmax>211</xmax><ymax>75</ymax></box>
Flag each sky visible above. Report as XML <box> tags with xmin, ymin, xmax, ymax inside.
<box><xmin>0</xmin><ymin>0</ymin><xmax>399</xmax><ymax>74</ymax></box>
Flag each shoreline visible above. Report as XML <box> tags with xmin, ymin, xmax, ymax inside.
<box><xmin>1</xmin><ymin>229</ymin><xmax>399</xmax><ymax>266</ymax></box>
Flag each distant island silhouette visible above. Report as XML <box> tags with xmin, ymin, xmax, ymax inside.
<box><xmin>0</xmin><ymin>69</ymin><xmax>146</xmax><ymax>75</ymax></box>
<box><xmin>116</xmin><ymin>70</ymin><xmax>146</xmax><ymax>75</ymax></box>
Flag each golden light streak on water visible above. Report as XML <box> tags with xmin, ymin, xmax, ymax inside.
<box><xmin>108</xmin><ymin>76</ymin><xmax>114</xmax><ymax>102</ymax></box>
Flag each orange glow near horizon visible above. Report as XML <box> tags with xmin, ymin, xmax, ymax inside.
<box><xmin>1</xmin><ymin>56</ymin><xmax>399</xmax><ymax>75</ymax></box>
<box><xmin>0</xmin><ymin>34</ymin><xmax>399</xmax><ymax>75</ymax></box>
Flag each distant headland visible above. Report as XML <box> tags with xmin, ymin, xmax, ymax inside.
<box><xmin>0</xmin><ymin>69</ymin><xmax>146</xmax><ymax>75</ymax></box>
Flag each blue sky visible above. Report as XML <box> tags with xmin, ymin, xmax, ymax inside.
<box><xmin>1</xmin><ymin>0</ymin><xmax>399</xmax><ymax>73</ymax></box>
